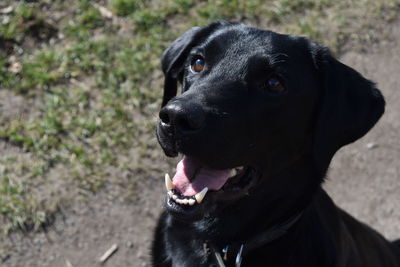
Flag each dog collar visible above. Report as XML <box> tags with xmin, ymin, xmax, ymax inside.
<box><xmin>204</xmin><ymin>211</ymin><xmax>303</xmax><ymax>267</ymax></box>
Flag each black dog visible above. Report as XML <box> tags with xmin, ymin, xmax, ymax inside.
<box><xmin>152</xmin><ymin>21</ymin><xmax>400</xmax><ymax>266</ymax></box>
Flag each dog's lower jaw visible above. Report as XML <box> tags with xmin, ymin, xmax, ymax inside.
<box><xmin>164</xmin><ymin>153</ymin><xmax>321</xmax><ymax>227</ymax></box>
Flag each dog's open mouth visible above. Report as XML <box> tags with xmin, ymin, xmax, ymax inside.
<box><xmin>164</xmin><ymin>156</ymin><xmax>258</xmax><ymax>213</ymax></box>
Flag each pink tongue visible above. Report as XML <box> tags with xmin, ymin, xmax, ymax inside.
<box><xmin>172</xmin><ymin>157</ymin><xmax>232</xmax><ymax>197</ymax></box>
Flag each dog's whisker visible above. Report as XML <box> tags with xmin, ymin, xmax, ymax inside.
<box><xmin>268</xmin><ymin>53</ymin><xmax>290</xmax><ymax>66</ymax></box>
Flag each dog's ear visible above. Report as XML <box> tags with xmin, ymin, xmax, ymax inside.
<box><xmin>161</xmin><ymin>26</ymin><xmax>203</xmax><ymax>107</ymax></box>
<box><xmin>312</xmin><ymin>46</ymin><xmax>385</xmax><ymax>175</ymax></box>
<box><xmin>161</xmin><ymin>21</ymin><xmax>233</xmax><ymax>107</ymax></box>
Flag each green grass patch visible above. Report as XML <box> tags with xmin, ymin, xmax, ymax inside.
<box><xmin>110</xmin><ymin>0</ymin><xmax>142</xmax><ymax>16</ymax></box>
<box><xmin>0</xmin><ymin>176</ymin><xmax>46</xmax><ymax>234</ymax></box>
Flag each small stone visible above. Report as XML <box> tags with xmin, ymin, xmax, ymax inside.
<box><xmin>126</xmin><ymin>241</ymin><xmax>134</xmax><ymax>248</ymax></box>
<box><xmin>2</xmin><ymin>16</ymin><xmax>10</xmax><ymax>25</ymax></box>
<box><xmin>9</xmin><ymin>62</ymin><xmax>22</xmax><ymax>73</ymax></box>
<box><xmin>366</xmin><ymin>142</ymin><xmax>377</xmax><ymax>149</ymax></box>
<box><xmin>0</xmin><ymin>6</ymin><xmax>13</xmax><ymax>14</ymax></box>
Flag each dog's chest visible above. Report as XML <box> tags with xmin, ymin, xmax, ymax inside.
<box><xmin>174</xmin><ymin>243</ymin><xmax>212</xmax><ymax>265</ymax></box>
<box><xmin>166</xmin><ymin>230</ymin><xmax>220</xmax><ymax>266</ymax></box>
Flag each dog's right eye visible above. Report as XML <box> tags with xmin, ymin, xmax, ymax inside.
<box><xmin>190</xmin><ymin>56</ymin><xmax>205</xmax><ymax>73</ymax></box>
<box><xmin>266</xmin><ymin>75</ymin><xmax>285</xmax><ymax>93</ymax></box>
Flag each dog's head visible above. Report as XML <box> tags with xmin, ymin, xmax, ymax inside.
<box><xmin>157</xmin><ymin>21</ymin><xmax>384</xmax><ymax>219</ymax></box>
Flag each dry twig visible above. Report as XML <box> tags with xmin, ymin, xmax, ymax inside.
<box><xmin>99</xmin><ymin>244</ymin><xmax>118</xmax><ymax>264</ymax></box>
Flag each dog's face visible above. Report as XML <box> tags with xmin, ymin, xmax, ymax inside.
<box><xmin>157</xmin><ymin>21</ymin><xmax>384</xmax><ymax>220</ymax></box>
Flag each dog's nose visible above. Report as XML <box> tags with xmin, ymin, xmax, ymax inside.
<box><xmin>159</xmin><ymin>102</ymin><xmax>205</xmax><ymax>134</ymax></box>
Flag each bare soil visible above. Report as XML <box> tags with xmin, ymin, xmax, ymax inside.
<box><xmin>1</xmin><ymin>21</ymin><xmax>400</xmax><ymax>267</ymax></box>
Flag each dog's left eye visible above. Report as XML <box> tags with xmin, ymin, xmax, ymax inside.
<box><xmin>191</xmin><ymin>56</ymin><xmax>205</xmax><ymax>73</ymax></box>
<box><xmin>266</xmin><ymin>76</ymin><xmax>285</xmax><ymax>92</ymax></box>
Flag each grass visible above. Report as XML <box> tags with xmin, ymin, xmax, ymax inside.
<box><xmin>0</xmin><ymin>0</ymin><xmax>399</xmax><ymax>234</ymax></box>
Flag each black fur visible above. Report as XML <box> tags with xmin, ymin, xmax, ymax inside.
<box><xmin>153</xmin><ymin>21</ymin><xmax>400</xmax><ymax>266</ymax></box>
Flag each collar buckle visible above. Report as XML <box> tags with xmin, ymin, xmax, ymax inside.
<box><xmin>216</xmin><ymin>244</ymin><xmax>244</xmax><ymax>267</ymax></box>
<box><xmin>235</xmin><ymin>244</ymin><xmax>244</xmax><ymax>267</ymax></box>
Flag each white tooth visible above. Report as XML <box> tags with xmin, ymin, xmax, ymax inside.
<box><xmin>236</xmin><ymin>166</ymin><xmax>244</xmax><ymax>171</ymax></box>
<box><xmin>230</xmin><ymin>169</ymin><xmax>237</xmax><ymax>177</ymax></box>
<box><xmin>165</xmin><ymin>173</ymin><xmax>173</xmax><ymax>191</ymax></box>
<box><xmin>182</xmin><ymin>199</ymin><xmax>189</xmax><ymax>205</ymax></box>
<box><xmin>188</xmin><ymin>199</ymin><xmax>195</xmax><ymax>205</ymax></box>
<box><xmin>167</xmin><ymin>191</ymin><xmax>173</xmax><ymax>197</ymax></box>
<box><xmin>176</xmin><ymin>199</ymin><xmax>182</xmax><ymax>204</ymax></box>
<box><xmin>172</xmin><ymin>194</ymin><xmax>178</xmax><ymax>200</ymax></box>
<box><xmin>195</xmin><ymin>187</ymin><xmax>208</xmax><ymax>204</ymax></box>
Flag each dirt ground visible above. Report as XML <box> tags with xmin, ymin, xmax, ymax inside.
<box><xmin>1</xmin><ymin>21</ymin><xmax>400</xmax><ymax>267</ymax></box>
